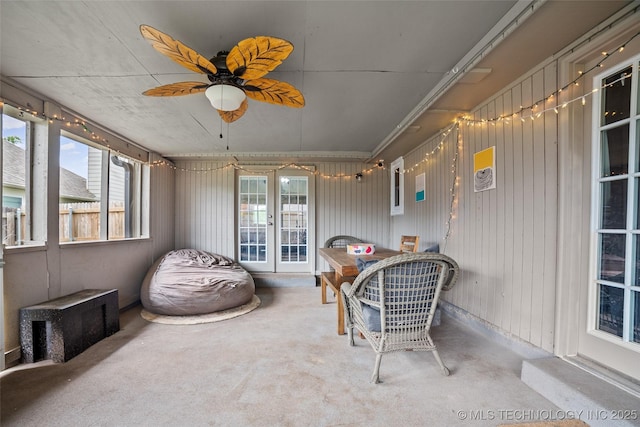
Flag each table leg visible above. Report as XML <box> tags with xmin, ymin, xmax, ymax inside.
<box><xmin>334</xmin><ymin>271</ymin><xmax>345</xmax><ymax>335</ymax></box>
<box><xmin>336</xmin><ymin>292</ymin><xmax>345</xmax><ymax>335</ymax></box>
<box><xmin>321</xmin><ymin>273</ymin><xmax>328</xmax><ymax>304</ymax></box>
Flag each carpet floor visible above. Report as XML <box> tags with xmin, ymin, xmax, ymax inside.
<box><xmin>2</xmin><ymin>286</ymin><xmax>563</xmax><ymax>426</ymax></box>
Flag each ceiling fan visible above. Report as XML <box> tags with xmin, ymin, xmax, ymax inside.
<box><xmin>139</xmin><ymin>24</ymin><xmax>305</xmax><ymax>123</ymax></box>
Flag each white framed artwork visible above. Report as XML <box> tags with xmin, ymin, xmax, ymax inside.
<box><xmin>390</xmin><ymin>157</ymin><xmax>404</xmax><ymax>215</ymax></box>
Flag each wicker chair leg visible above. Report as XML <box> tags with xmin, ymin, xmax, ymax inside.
<box><xmin>432</xmin><ymin>349</ymin><xmax>450</xmax><ymax>376</ymax></box>
<box><xmin>371</xmin><ymin>353</ymin><xmax>383</xmax><ymax>383</ymax></box>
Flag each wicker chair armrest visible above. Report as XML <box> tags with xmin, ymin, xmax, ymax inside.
<box><xmin>440</xmin><ymin>256</ymin><xmax>460</xmax><ymax>291</ymax></box>
<box><xmin>340</xmin><ymin>282</ymin><xmax>353</xmax><ymax>297</ymax></box>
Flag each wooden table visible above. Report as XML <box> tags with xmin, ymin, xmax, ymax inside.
<box><xmin>319</xmin><ymin>247</ymin><xmax>401</xmax><ymax>335</ymax></box>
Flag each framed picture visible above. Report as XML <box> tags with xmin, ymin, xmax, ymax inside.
<box><xmin>474</xmin><ymin>146</ymin><xmax>496</xmax><ymax>192</ymax></box>
<box><xmin>416</xmin><ymin>173</ymin><xmax>425</xmax><ymax>202</ymax></box>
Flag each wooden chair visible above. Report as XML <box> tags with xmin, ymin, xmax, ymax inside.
<box><xmin>341</xmin><ymin>252</ymin><xmax>459</xmax><ymax>383</ymax></box>
<box><xmin>399</xmin><ymin>235</ymin><xmax>419</xmax><ymax>252</ymax></box>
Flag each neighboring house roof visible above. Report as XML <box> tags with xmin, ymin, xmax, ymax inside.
<box><xmin>3</xmin><ymin>139</ymin><xmax>25</xmax><ymax>188</ymax></box>
<box><xmin>59</xmin><ymin>168</ymin><xmax>97</xmax><ymax>201</ymax></box>
<box><xmin>3</xmin><ymin>140</ymin><xmax>97</xmax><ymax>201</ymax></box>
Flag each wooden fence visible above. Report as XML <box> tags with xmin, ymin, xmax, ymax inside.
<box><xmin>2</xmin><ymin>202</ymin><xmax>125</xmax><ymax>245</ymax></box>
<box><xmin>3</xmin><ymin>209</ymin><xmax>25</xmax><ymax>246</ymax></box>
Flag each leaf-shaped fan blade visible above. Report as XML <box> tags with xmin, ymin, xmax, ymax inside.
<box><xmin>243</xmin><ymin>78</ymin><xmax>305</xmax><ymax>108</ymax></box>
<box><xmin>218</xmin><ymin>99</ymin><xmax>249</xmax><ymax>123</ymax></box>
<box><xmin>140</xmin><ymin>24</ymin><xmax>217</xmax><ymax>75</ymax></box>
<box><xmin>227</xmin><ymin>36</ymin><xmax>294</xmax><ymax>80</ymax></box>
<box><xmin>142</xmin><ymin>81</ymin><xmax>210</xmax><ymax>96</ymax></box>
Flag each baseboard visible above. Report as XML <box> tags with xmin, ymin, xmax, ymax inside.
<box><xmin>438</xmin><ymin>299</ymin><xmax>551</xmax><ymax>360</ymax></box>
<box><xmin>252</xmin><ymin>273</ymin><xmax>316</xmax><ymax>287</ymax></box>
<box><xmin>4</xmin><ymin>346</ymin><xmax>21</xmax><ymax>369</ymax></box>
<box><xmin>120</xmin><ymin>299</ymin><xmax>141</xmax><ymax>312</ymax></box>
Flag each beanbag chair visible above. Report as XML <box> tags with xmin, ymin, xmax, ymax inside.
<box><xmin>141</xmin><ymin>249</ymin><xmax>255</xmax><ymax>316</ymax></box>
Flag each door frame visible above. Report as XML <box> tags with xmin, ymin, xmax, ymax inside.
<box><xmin>235</xmin><ymin>166</ymin><xmax>315</xmax><ymax>274</ymax></box>
<box><xmin>0</xmin><ymin>106</ymin><xmax>4</xmax><ymax>370</ymax></box>
<box><xmin>555</xmin><ymin>19</ymin><xmax>640</xmax><ymax>381</ymax></box>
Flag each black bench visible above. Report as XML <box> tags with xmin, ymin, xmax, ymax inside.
<box><xmin>19</xmin><ymin>289</ymin><xmax>119</xmax><ymax>363</ymax></box>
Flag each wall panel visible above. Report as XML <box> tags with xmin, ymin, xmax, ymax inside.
<box><xmin>174</xmin><ymin>160</ymin><xmax>390</xmax><ymax>272</ymax></box>
<box><xmin>393</xmin><ymin>63</ymin><xmax>559</xmax><ymax>352</ymax></box>
<box><xmin>149</xmin><ymin>154</ymin><xmax>176</xmax><ymax>260</ymax></box>
<box><xmin>174</xmin><ymin>161</ymin><xmax>235</xmax><ymax>256</ymax></box>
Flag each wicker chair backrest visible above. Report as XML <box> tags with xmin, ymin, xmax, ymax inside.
<box><xmin>352</xmin><ymin>253</ymin><xmax>459</xmax><ymax>331</ymax></box>
<box><xmin>324</xmin><ymin>235</ymin><xmax>364</xmax><ymax>248</ymax></box>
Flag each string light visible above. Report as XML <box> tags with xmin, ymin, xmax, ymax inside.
<box><xmin>89</xmin><ymin>29</ymin><xmax>640</xmax><ymax>255</ymax></box>
<box><xmin>7</xmin><ymin>30</ymin><xmax>638</xmax><ymax>183</ymax></box>
<box><xmin>3</xmin><ymin>100</ymin><xmax>388</xmax><ymax>178</ymax></box>
<box><xmin>403</xmin><ymin>123</ymin><xmax>456</xmax><ymax>174</ymax></box>
<box><xmin>442</xmin><ymin>123</ymin><xmax>461</xmax><ymax>253</ymax></box>
<box><xmin>0</xmin><ymin>101</ymin><xmax>152</xmax><ymax>163</ymax></box>
<box><xmin>149</xmin><ymin>158</ymin><xmax>387</xmax><ymax>179</ymax></box>
<box><xmin>460</xmin><ymin>31</ymin><xmax>639</xmax><ymax>126</ymax></box>
<box><xmin>0</xmin><ymin>104</ymin><xmax>112</xmax><ymax>145</ymax></box>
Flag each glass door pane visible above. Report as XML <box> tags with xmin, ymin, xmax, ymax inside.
<box><xmin>592</xmin><ymin>61</ymin><xmax>640</xmax><ymax>345</ymax></box>
<box><xmin>238</xmin><ymin>176</ymin><xmax>270</xmax><ymax>269</ymax></box>
<box><xmin>279</xmin><ymin>176</ymin><xmax>308</xmax><ymax>263</ymax></box>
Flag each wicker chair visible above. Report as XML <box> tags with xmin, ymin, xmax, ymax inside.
<box><xmin>323</xmin><ymin>235</ymin><xmax>364</xmax><ymax>248</ymax></box>
<box><xmin>341</xmin><ymin>252</ymin><xmax>459</xmax><ymax>383</ymax></box>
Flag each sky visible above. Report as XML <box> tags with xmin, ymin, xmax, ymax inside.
<box><xmin>2</xmin><ymin>113</ymin><xmax>89</xmax><ymax>179</ymax></box>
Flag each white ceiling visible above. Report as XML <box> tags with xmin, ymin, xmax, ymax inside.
<box><xmin>0</xmin><ymin>1</ymin><xmax>632</xmax><ymax>163</ymax></box>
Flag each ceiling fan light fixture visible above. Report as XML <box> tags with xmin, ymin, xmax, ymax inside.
<box><xmin>205</xmin><ymin>84</ymin><xmax>246</xmax><ymax>111</ymax></box>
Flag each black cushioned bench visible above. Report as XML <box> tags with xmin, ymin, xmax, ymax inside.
<box><xmin>19</xmin><ymin>289</ymin><xmax>119</xmax><ymax>363</ymax></box>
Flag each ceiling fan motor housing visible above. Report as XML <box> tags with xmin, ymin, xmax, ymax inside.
<box><xmin>210</xmin><ymin>52</ymin><xmax>231</xmax><ymax>74</ymax></box>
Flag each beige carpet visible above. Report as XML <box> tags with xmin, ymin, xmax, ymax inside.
<box><xmin>0</xmin><ymin>287</ymin><xmax>582</xmax><ymax>426</ymax></box>
<box><xmin>140</xmin><ymin>294</ymin><xmax>260</xmax><ymax>324</ymax></box>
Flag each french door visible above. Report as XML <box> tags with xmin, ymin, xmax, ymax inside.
<box><xmin>580</xmin><ymin>53</ymin><xmax>640</xmax><ymax>379</ymax></box>
<box><xmin>237</xmin><ymin>167</ymin><xmax>314</xmax><ymax>273</ymax></box>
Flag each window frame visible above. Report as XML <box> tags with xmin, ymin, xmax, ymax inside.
<box><xmin>589</xmin><ymin>55</ymin><xmax>640</xmax><ymax>349</ymax></box>
<box><xmin>1</xmin><ymin>104</ymin><xmax>47</xmax><ymax>248</ymax></box>
<box><xmin>59</xmin><ymin>130</ymin><xmax>148</xmax><ymax>244</ymax></box>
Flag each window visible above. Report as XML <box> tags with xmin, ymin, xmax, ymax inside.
<box><xmin>592</xmin><ymin>59</ymin><xmax>640</xmax><ymax>345</ymax></box>
<box><xmin>390</xmin><ymin>157</ymin><xmax>404</xmax><ymax>216</ymax></box>
<box><xmin>59</xmin><ymin>132</ymin><xmax>145</xmax><ymax>242</ymax></box>
<box><xmin>2</xmin><ymin>105</ymin><xmax>47</xmax><ymax>247</ymax></box>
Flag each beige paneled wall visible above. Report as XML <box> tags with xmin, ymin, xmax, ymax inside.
<box><xmin>173</xmin><ymin>160</ymin><xmax>390</xmax><ymax>271</ymax></box>
<box><xmin>149</xmin><ymin>154</ymin><xmax>176</xmax><ymax>260</ymax></box>
<box><xmin>395</xmin><ymin>64</ymin><xmax>559</xmax><ymax>352</ymax></box>
<box><xmin>394</xmin><ymin>129</ymin><xmax>459</xmax><ymax>253</ymax></box>
<box><xmin>315</xmin><ymin>162</ymin><xmax>390</xmax><ymax>271</ymax></box>
<box><xmin>174</xmin><ymin>160</ymin><xmax>236</xmax><ymax>256</ymax></box>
